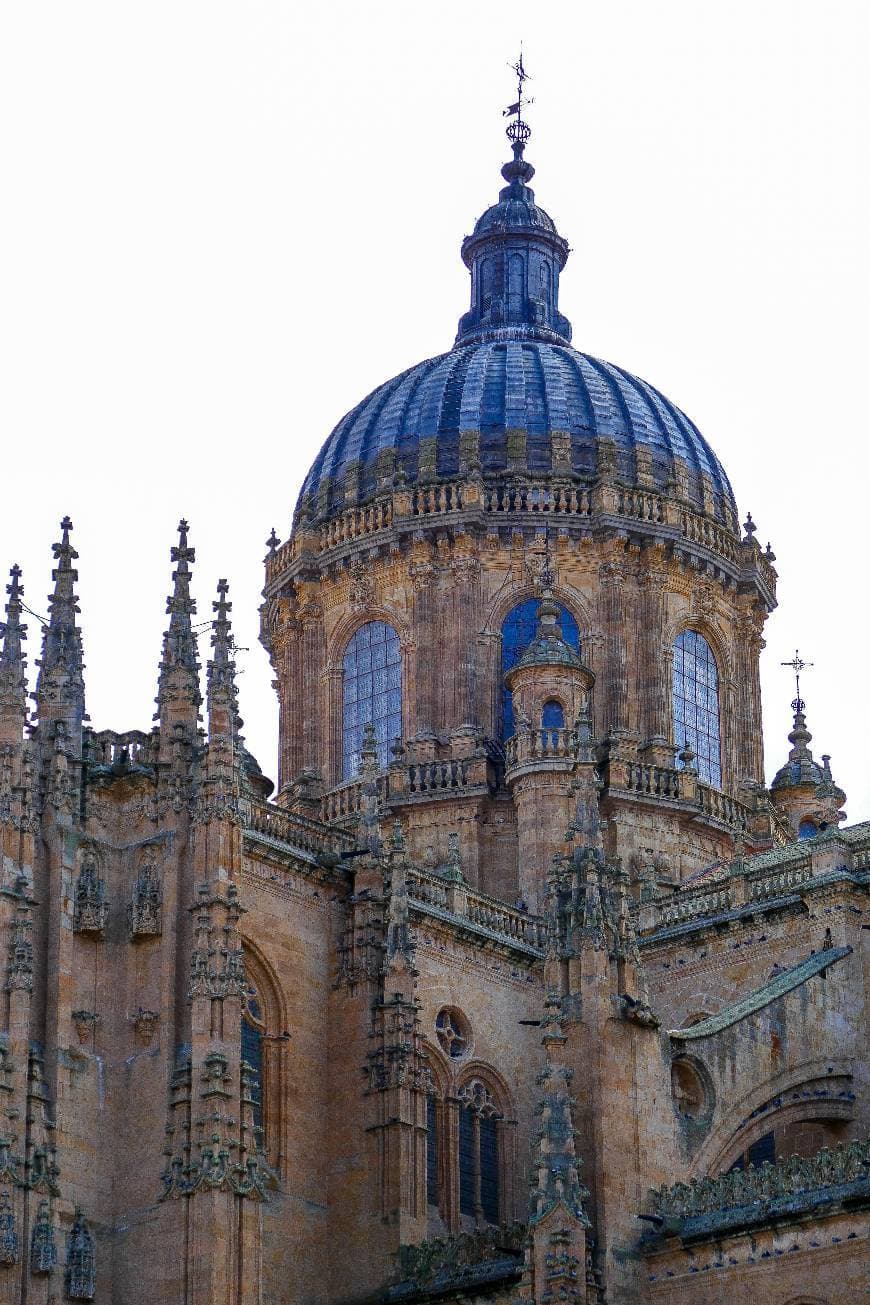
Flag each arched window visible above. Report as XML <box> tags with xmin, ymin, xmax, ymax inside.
<box><xmin>457</xmin><ymin>1079</ymin><xmax>502</xmax><ymax>1225</ymax></box>
<box><xmin>501</xmin><ymin>600</ymin><xmax>580</xmax><ymax>739</ymax></box>
<box><xmin>426</xmin><ymin>1093</ymin><xmax>439</xmax><ymax>1208</ymax></box>
<box><xmin>673</xmin><ymin>630</ymin><xmax>721</xmax><ymax>787</ymax></box>
<box><xmin>541</xmin><ymin>700</ymin><xmax>565</xmax><ymax>730</ymax></box>
<box><xmin>798</xmin><ymin>820</ymin><xmax>818</xmax><ymax>840</ymax></box>
<box><xmin>342</xmin><ymin>621</ymin><xmax>401</xmax><ymax>779</ymax></box>
<box><xmin>241</xmin><ymin>983</ymin><xmax>265</xmax><ymax>1148</ymax></box>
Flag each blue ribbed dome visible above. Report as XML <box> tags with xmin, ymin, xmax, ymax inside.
<box><xmin>297</xmin><ymin>130</ymin><xmax>737</xmax><ymax>526</ymax></box>
<box><xmin>299</xmin><ymin>340</ymin><xmax>736</xmax><ymax>522</ymax></box>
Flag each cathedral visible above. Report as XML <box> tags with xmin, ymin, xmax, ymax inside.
<box><xmin>0</xmin><ymin>83</ymin><xmax>866</xmax><ymax>1305</ymax></box>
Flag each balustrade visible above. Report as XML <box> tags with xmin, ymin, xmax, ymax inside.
<box><xmin>246</xmin><ymin>802</ymin><xmax>353</xmax><ymax>856</ymax></box>
<box><xmin>625</xmin><ymin>762</ymin><xmax>682</xmax><ymax>800</ymax></box>
<box><xmin>504</xmin><ymin>727</ymin><xmax>576</xmax><ymax>772</ymax></box>
<box><xmin>407</xmin><ymin>758</ymin><xmax>470</xmax><ymax>794</ymax></box>
<box><xmin>411</xmin><ymin>482</ymin><xmax>464</xmax><ymax>516</ymax></box>
<box><xmin>649</xmin><ymin>1139</ymin><xmax>870</xmax><ymax>1222</ymax></box>
<box><xmin>85</xmin><ymin>730</ymin><xmax>157</xmax><ymax>770</ymax></box>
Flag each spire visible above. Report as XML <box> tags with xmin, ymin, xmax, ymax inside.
<box><xmin>34</xmin><ymin>517</ymin><xmax>86</xmax><ymax>733</ymax></box>
<box><xmin>0</xmin><ymin>565</ymin><xmax>27</xmax><ymax>731</ymax></box>
<box><xmin>528</xmin><ymin>992</ymin><xmax>590</xmax><ymax>1228</ymax></box>
<box><xmin>155</xmin><ymin>520</ymin><xmax>201</xmax><ymax>727</ymax></box>
<box><xmin>456</xmin><ymin>55</ymin><xmax>572</xmax><ymax>347</ymax></box>
<box><xmin>206</xmin><ymin>578</ymin><xmax>240</xmax><ymax>739</ymax></box>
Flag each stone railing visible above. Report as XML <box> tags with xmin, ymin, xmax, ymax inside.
<box><xmin>616</xmin><ymin>487</ymin><xmax>666</xmax><ymax>524</ymax></box>
<box><xmin>625</xmin><ymin>762</ymin><xmax>683</xmax><ymax>800</ymax></box>
<box><xmin>406</xmin><ymin>867</ymin><xmax>545</xmax><ymax>951</ymax></box>
<box><xmin>465</xmin><ymin>890</ymin><xmax>546</xmax><ymax>948</ymax></box>
<box><xmin>411</xmin><ymin>482</ymin><xmax>464</xmax><ymax>516</ymax></box>
<box><xmin>265</xmin><ymin>480</ymin><xmax>757</xmax><ymax>582</ymax></box>
<box><xmin>656</xmin><ymin>883</ymin><xmax>731</xmax><ymax>929</ymax></box>
<box><xmin>84</xmin><ymin>729</ymin><xmax>157</xmax><ymax>770</ymax></box>
<box><xmin>407</xmin><ymin>758</ymin><xmax>472</xmax><ymax>795</ymax></box>
<box><xmin>504</xmin><ymin>727</ymin><xmax>576</xmax><ymax>772</ymax></box>
<box><xmin>318</xmin><ymin>497</ymin><xmax>393</xmax><ymax>551</ymax></box>
<box><xmin>696</xmin><ymin>784</ymin><xmax>751</xmax><ymax>830</ymax></box>
<box><xmin>747</xmin><ymin>859</ymin><xmax>814</xmax><ymax>903</ymax></box>
<box><xmin>395</xmin><ymin>1224</ymin><xmax>526</xmax><ymax>1289</ymax></box>
<box><xmin>679</xmin><ymin>507</ymin><xmax>740</xmax><ymax>565</ymax></box>
<box><xmin>483</xmin><ymin>480</ymin><xmax>592</xmax><ymax>517</ymax></box>
<box><xmin>246</xmin><ymin>802</ymin><xmax>354</xmax><ymax>856</ymax></box>
<box><xmin>649</xmin><ymin>1139</ymin><xmax>870</xmax><ymax>1222</ymax></box>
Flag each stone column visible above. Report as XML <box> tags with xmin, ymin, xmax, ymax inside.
<box><xmin>410</xmin><ymin>557</ymin><xmax>437</xmax><ymax>738</ymax></box>
<box><xmin>636</xmin><ymin>567</ymin><xmax>672</xmax><ymax>762</ymax></box>
<box><xmin>598</xmin><ymin>560</ymin><xmax>629</xmax><ymax>736</ymax></box>
<box><xmin>451</xmin><ymin>555</ymin><xmax>482</xmax><ymax>729</ymax></box>
<box><xmin>735</xmin><ymin>606</ymin><xmax>766</xmax><ymax>783</ymax></box>
<box><xmin>300</xmin><ymin>604</ymin><xmax>325</xmax><ymax>776</ymax></box>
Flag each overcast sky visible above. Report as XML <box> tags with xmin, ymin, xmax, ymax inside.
<box><xmin>1</xmin><ymin>2</ymin><xmax>868</xmax><ymax>822</ymax></box>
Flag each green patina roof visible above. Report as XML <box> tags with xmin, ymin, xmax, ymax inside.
<box><xmin>670</xmin><ymin>945</ymin><xmax>852</xmax><ymax>1041</ymax></box>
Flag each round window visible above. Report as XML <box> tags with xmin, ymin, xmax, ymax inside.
<box><xmin>435</xmin><ymin>1007</ymin><xmax>472</xmax><ymax>1060</ymax></box>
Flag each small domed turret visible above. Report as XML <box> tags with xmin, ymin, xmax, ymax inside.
<box><xmin>771</xmin><ymin>697</ymin><xmax>846</xmax><ymax>839</ymax></box>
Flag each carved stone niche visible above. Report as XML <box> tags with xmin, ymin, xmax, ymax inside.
<box><xmin>131</xmin><ymin>1008</ymin><xmax>159</xmax><ymax>1047</ymax></box>
<box><xmin>73</xmin><ymin>851</ymin><xmax>108</xmax><ymax>937</ymax></box>
<box><xmin>671</xmin><ymin>1055</ymin><xmax>713</xmax><ymax>1124</ymax></box>
<box><xmin>129</xmin><ymin>860</ymin><xmax>162</xmax><ymax>939</ymax></box>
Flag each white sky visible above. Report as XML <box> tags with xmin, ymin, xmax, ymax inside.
<box><xmin>1</xmin><ymin>2</ymin><xmax>868</xmax><ymax>821</ymax></box>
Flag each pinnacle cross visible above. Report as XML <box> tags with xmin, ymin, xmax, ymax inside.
<box><xmin>0</xmin><ymin>564</ymin><xmax>28</xmax><ymax>724</ymax></box>
<box><xmin>34</xmin><ymin>517</ymin><xmax>86</xmax><ymax>730</ymax></box>
<box><xmin>155</xmin><ymin>519</ymin><xmax>201</xmax><ymax>723</ymax></box>
<box><xmin>207</xmin><ymin>578</ymin><xmax>240</xmax><ymax>728</ymax></box>
<box><xmin>781</xmin><ymin>649</ymin><xmax>813</xmax><ymax>714</ymax></box>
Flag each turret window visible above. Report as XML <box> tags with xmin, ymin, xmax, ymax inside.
<box><xmin>673</xmin><ymin>630</ymin><xmax>721</xmax><ymax>787</ymax></box>
<box><xmin>541</xmin><ymin>700</ymin><xmax>565</xmax><ymax>730</ymax></box>
<box><xmin>501</xmin><ymin>600</ymin><xmax>580</xmax><ymax>739</ymax></box>
<box><xmin>342</xmin><ymin>621</ymin><xmax>402</xmax><ymax>779</ymax></box>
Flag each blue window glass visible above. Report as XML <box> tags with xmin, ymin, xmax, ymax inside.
<box><xmin>798</xmin><ymin>820</ymin><xmax>818</xmax><ymax>840</ymax></box>
<box><xmin>541</xmin><ymin>700</ymin><xmax>565</xmax><ymax>729</ymax></box>
<box><xmin>459</xmin><ymin>1106</ymin><xmax>475</xmax><ymax>1217</ymax></box>
<box><xmin>426</xmin><ymin>1096</ymin><xmax>439</xmax><ymax>1207</ymax></box>
<box><xmin>501</xmin><ymin>600</ymin><xmax>580</xmax><ymax>739</ymax></box>
<box><xmin>673</xmin><ymin>630</ymin><xmax>721</xmax><ymax>787</ymax></box>
<box><xmin>480</xmin><ymin>1115</ymin><xmax>500</xmax><ymax>1223</ymax></box>
<box><xmin>241</xmin><ymin>1012</ymin><xmax>264</xmax><ymax>1140</ymax></box>
<box><xmin>342</xmin><ymin>621</ymin><xmax>401</xmax><ymax>779</ymax></box>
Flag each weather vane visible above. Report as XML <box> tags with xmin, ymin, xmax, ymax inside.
<box><xmin>503</xmin><ymin>49</ymin><xmax>533</xmax><ymax>147</ymax></box>
<box><xmin>781</xmin><ymin>648</ymin><xmax>813</xmax><ymax>713</ymax></box>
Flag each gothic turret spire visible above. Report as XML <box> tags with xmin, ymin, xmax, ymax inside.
<box><xmin>0</xmin><ymin>565</ymin><xmax>28</xmax><ymax>736</ymax></box>
<box><xmin>34</xmin><ymin>517</ymin><xmax>86</xmax><ymax>735</ymax></box>
<box><xmin>155</xmin><ymin>520</ymin><xmax>201</xmax><ymax>728</ymax></box>
<box><xmin>206</xmin><ymin>578</ymin><xmax>240</xmax><ymax>741</ymax></box>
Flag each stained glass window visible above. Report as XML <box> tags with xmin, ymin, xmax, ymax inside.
<box><xmin>241</xmin><ymin>985</ymin><xmax>264</xmax><ymax>1141</ymax></box>
<box><xmin>501</xmin><ymin>600</ymin><xmax>580</xmax><ymax>739</ymax></box>
<box><xmin>673</xmin><ymin>630</ymin><xmax>721</xmax><ymax>788</ymax></box>
<box><xmin>342</xmin><ymin>621</ymin><xmax>401</xmax><ymax>779</ymax></box>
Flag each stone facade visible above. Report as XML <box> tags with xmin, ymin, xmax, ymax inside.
<box><xmin>0</xmin><ymin>111</ymin><xmax>865</xmax><ymax>1305</ymax></box>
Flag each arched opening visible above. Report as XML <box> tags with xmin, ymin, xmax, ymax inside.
<box><xmin>457</xmin><ymin>1078</ymin><xmax>504</xmax><ymax>1226</ymax></box>
<box><xmin>673</xmin><ymin>629</ymin><xmax>721</xmax><ymax>787</ymax></box>
<box><xmin>799</xmin><ymin>819</ymin><xmax>819</xmax><ymax>840</ymax></box>
<box><xmin>240</xmin><ymin>945</ymin><xmax>287</xmax><ymax>1176</ymax></box>
<box><xmin>500</xmin><ymin>600</ymin><xmax>579</xmax><ymax>739</ymax></box>
<box><xmin>541</xmin><ymin>699</ymin><xmax>565</xmax><ymax>730</ymax></box>
<box><xmin>341</xmin><ymin>621</ymin><xmax>401</xmax><ymax>779</ymax></box>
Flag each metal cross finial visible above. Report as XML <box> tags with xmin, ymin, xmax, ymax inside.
<box><xmin>504</xmin><ymin>49</ymin><xmax>533</xmax><ymax>147</ymax></box>
<box><xmin>781</xmin><ymin>648</ymin><xmax>813</xmax><ymax>714</ymax></box>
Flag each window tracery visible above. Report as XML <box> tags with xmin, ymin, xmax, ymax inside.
<box><xmin>673</xmin><ymin>629</ymin><xmax>722</xmax><ymax>787</ymax></box>
<box><xmin>457</xmin><ymin>1079</ymin><xmax>502</xmax><ymax>1225</ymax></box>
<box><xmin>341</xmin><ymin>621</ymin><xmax>401</xmax><ymax>779</ymax></box>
